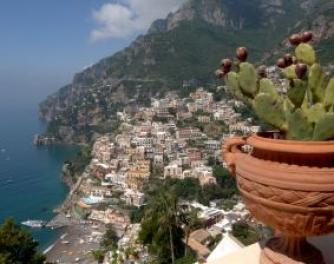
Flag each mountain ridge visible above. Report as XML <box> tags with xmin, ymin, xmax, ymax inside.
<box><xmin>40</xmin><ymin>0</ymin><xmax>334</xmax><ymax>143</ymax></box>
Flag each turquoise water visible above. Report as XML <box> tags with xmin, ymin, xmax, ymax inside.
<box><xmin>0</xmin><ymin>104</ymin><xmax>79</xmax><ymax>249</ymax></box>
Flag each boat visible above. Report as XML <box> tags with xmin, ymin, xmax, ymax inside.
<box><xmin>21</xmin><ymin>220</ymin><xmax>46</xmax><ymax>228</ymax></box>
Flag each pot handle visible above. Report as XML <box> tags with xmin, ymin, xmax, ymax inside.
<box><xmin>223</xmin><ymin>136</ymin><xmax>248</xmax><ymax>176</ymax></box>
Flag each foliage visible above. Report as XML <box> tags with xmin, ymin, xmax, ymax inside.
<box><xmin>0</xmin><ymin>219</ymin><xmax>45</xmax><ymax>264</ymax></box>
<box><xmin>91</xmin><ymin>120</ymin><xmax>120</xmax><ymax>135</ymax></box>
<box><xmin>232</xmin><ymin>221</ymin><xmax>261</xmax><ymax>246</ymax></box>
<box><xmin>175</xmin><ymin>254</ymin><xmax>197</xmax><ymax>264</ymax></box>
<box><xmin>179</xmin><ymin>207</ymin><xmax>202</xmax><ymax>257</ymax></box>
<box><xmin>220</xmin><ymin>199</ymin><xmax>238</xmax><ymax>211</ymax></box>
<box><xmin>203</xmin><ymin>121</ymin><xmax>228</xmax><ymax>139</ymax></box>
<box><xmin>213</xmin><ymin>86</ymin><xmax>231</xmax><ymax>101</ymax></box>
<box><xmin>177</xmin><ymin>113</ymin><xmax>227</xmax><ymax>138</ymax></box>
<box><xmin>152</xmin><ymin>116</ymin><xmax>169</xmax><ymax>123</ymax></box>
<box><xmin>194</xmin><ymin>109</ymin><xmax>210</xmax><ymax>117</ymax></box>
<box><xmin>130</xmin><ymin>206</ymin><xmax>145</xmax><ymax>224</ymax></box>
<box><xmin>64</xmin><ymin>145</ymin><xmax>92</xmax><ymax>182</ymax></box>
<box><xmin>101</xmin><ymin>224</ymin><xmax>119</xmax><ymax>251</ymax></box>
<box><xmin>139</xmin><ymin>191</ymin><xmax>184</xmax><ymax>264</ymax></box>
<box><xmin>207</xmin><ymin>156</ymin><xmax>218</xmax><ymax>166</ymax></box>
<box><xmin>213</xmin><ymin>165</ymin><xmax>238</xmax><ymax>195</ymax></box>
<box><xmin>208</xmin><ymin>234</ymin><xmax>223</xmax><ymax>251</ymax></box>
<box><xmin>168</xmin><ymin>107</ymin><xmax>177</xmax><ymax>116</ymax></box>
<box><xmin>143</xmin><ymin>166</ymin><xmax>237</xmax><ymax>207</ymax></box>
<box><xmin>90</xmin><ymin>250</ymin><xmax>105</xmax><ymax>263</ymax></box>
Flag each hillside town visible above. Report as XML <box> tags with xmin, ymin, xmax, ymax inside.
<box><xmin>3</xmin><ymin>0</ymin><xmax>334</xmax><ymax>263</ymax></box>
<box><xmin>46</xmin><ymin>85</ymin><xmax>265</xmax><ymax>264</ymax></box>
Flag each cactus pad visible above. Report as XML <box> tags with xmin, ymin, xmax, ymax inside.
<box><xmin>226</xmin><ymin>72</ymin><xmax>240</xmax><ymax>95</ymax></box>
<box><xmin>259</xmin><ymin>78</ymin><xmax>278</xmax><ymax>98</ymax></box>
<box><xmin>253</xmin><ymin>93</ymin><xmax>286</xmax><ymax>130</ymax></box>
<box><xmin>283</xmin><ymin>98</ymin><xmax>295</xmax><ymax>119</ymax></box>
<box><xmin>324</xmin><ymin>78</ymin><xmax>334</xmax><ymax>107</ymax></box>
<box><xmin>304</xmin><ymin>103</ymin><xmax>326</xmax><ymax>124</ymax></box>
<box><xmin>286</xmin><ymin>109</ymin><xmax>314</xmax><ymax>140</ymax></box>
<box><xmin>313</xmin><ymin>113</ymin><xmax>334</xmax><ymax>140</ymax></box>
<box><xmin>283</xmin><ymin>65</ymin><xmax>297</xmax><ymax>80</ymax></box>
<box><xmin>308</xmin><ymin>63</ymin><xmax>326</xmax><ymax>102</ymax></box>
<box><xmin>238</xmin><ymin>62</ymin><xmax>258</xmax><ymax>97</ymax></box>
<box><xmin>226</xmin><ymin>72</ymin><xmax>249</xmax><ymax>102</ymax></box>
<box><xmin>295</xmin><ymin>43</ymin><xmax>316</xmax><ymax>65</ymax></box>
<box><xmin>287</xmin><ymin>79</ymin><xmax>307</xmax><ymax>108</ymax></box>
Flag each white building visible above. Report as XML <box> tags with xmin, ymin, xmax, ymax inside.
<box><xmin>131</xmin><ymin>137</ymin><xmax>153</xmax><ymax>148</ymax></box>
<box><xmin>164</xmin><ymin>163</ymin><xmax>182</xmax><ymax>179</ymax></box>
<box><xmin>124</xmin><ymin>189</ymin><xmax>145</xmax><ymax>207</ymax></box>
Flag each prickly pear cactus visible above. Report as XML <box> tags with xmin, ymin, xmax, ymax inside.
<box><xmin>324</xmin><ymin>78</ymin><xmax>334</xmax><ymax>107</ymax></box>
<box><xmin>283</xmin><ymin>65</ymin><xmax>297</xmax><ymax>80</ymax></box>
<box><xmin>238</xmin><ymin>62</ymin><xmax>258</xmax><ymax>97</ymax></box>
<box><xmin>295</xmin><ymin>43</ymin><xmax>316</xmax><ymax>65</ymax></box>
<box><xmin>216</xmin><ymin>31</ymin><xmax>334</xmax><ymax>140</ymax></box>
<box><xmin>304</xmin><ymin>103</ymin><xmax>326</xmax><ymax>124</ymax></box>
<box><xmin>259</xmin><ymin>78</ymin><xmax>278</xmax><ymax>98</ymax></box>
<box><xmin>313</xmin><ymin>113</ymin><xmax>334</xmax><ymax>141</ymax></box>
<box><xmin>253</xmin><ymin>93</ymin><xmax>286</xmax><ymax>130</ymax></box>
<box><xmin>286</xmin><ymin>109</ymin><xmax>313</xmax><ymax>140</ymax></box>
<box><xmin>287</xmin><ymin>79</ymin><xmax>307</xmax><ymax>108</ymax></box>
<box><xmin>226</xmin><ymin>72</ymin><xmax>241</xmax><ymax>98</ymax></box>
<box><xmin>308</xmin><ymin>63</ymin><xmax>326</xmax><ymax>102</ymax></box>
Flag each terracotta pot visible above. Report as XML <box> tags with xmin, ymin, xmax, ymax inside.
<box><xmin>223</xmin><ymin>132</ymin><xmax>334</xmax><ymax>264</ymax></box>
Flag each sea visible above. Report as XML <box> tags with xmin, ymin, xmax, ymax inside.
<box><xmin>0</xmin><ymin>102</ymin><xmax>79</xmax><ymax>250</ymax></box>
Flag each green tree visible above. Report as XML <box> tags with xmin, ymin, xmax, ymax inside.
<box><xmin>179</xmin><ymin>207</ymin><xmax>201</xmax><ymax>257</ymax></box>
<box><xmin>232</xmin><ymin>221</ymin><xmax>261</xmax><ymax>246</ymax></box>
<box><xmin>139</xmin><ymin>191</ymin><xmax>184</xmax><ymax>264</ymax></box>
<box><xmin>175</xmin><ymin>254</ymin><xmax>197</xmax><ymax>264</ymax></box>
<box><xmin>90</xmin><ymin>250</ymin><xmax>105</xmax><ymax>263</ymax></box>
<box><xmin>130</xmin><ymin>206</ymin><xmax>145</xmax><ymax>224</ymax></box>
<box><xmin>207</xmin><ymin>156</ymin><xmax>216</xmax><ymax>166</ymax></box>
<box><xmin>64</xmin><ymin>145</ymin><xmax>92</xmax><ymax>182</ymax></box>
<box><xmin>213</xmin><ymin>165</ymin><xmax>238</xmax><ymax>195</ymax></box>
<box><xmin>101</xmin><ymin>224</ymin><xmax>119</xmax><ymax>251</ymax></box>
<box><xmin>168</xmin><ymin>107</ymin><xmax>177</xmax><ymax>117</ymax></box>
<box><xmin>0</xmin><ymin>219</ymin><xmax>45</xmax><ymax>264</ymax></box>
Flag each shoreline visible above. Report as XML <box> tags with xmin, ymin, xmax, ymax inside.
<box><xmin>40</xmin><ymin>163</ymin><xmax>82</xmax><ymax>255</ymax></box>
<box><xmin>45</xmin><ymin>222</ymin><xmax>105</xmax><ymax>263</ymax></box>
<box><xmin>43</xmin><ymin>232</ymin><xmax>67</xmax><ymax>255</ymax></box>
<box><xmin>43</xmin><ymin>162</ymin><xmax>96</xmax><ymax>262</ymax></box>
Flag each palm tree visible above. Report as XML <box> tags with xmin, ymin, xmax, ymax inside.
<box><xmin>180</xmin><ymin>207</ymin><xmax>201</xmax><ymax>256</ymax></box>
<box><xmin>145</xmin><ymin>191</ymin><xmax>179</xmax><ymax>264</ymax></box>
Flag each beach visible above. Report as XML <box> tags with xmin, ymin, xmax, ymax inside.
<box><xmin>45</xmin><ymin>221</ymin><xmax>105</xmax><ymax>264</ymax></box>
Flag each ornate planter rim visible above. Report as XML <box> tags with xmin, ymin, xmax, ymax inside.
<box><xmin>248</xmin><ymin>132</ymin><xmax>334</xmax><ymax>154</ymax></box>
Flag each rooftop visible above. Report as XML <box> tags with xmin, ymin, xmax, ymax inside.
<box><xmin>206</xmin><ymin>235</ymin><xmax>334</xmax><ymax>264</ymax></box>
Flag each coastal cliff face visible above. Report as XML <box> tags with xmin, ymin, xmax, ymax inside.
<box><xmin>40</xmin><ymin>0</ymin><xmax>334</xmax><ymax>143</ymax></box>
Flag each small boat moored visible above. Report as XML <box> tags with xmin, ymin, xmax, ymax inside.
<box><xmin>21</xmin><ymin>220</ymin><xmax>46</xmax><ymax>228</ymax></box>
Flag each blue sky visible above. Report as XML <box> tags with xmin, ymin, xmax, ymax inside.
<box><xmin>0</xmin><ymin>0</ymin><xmax>183</xmax><ymax>105</ymax></box>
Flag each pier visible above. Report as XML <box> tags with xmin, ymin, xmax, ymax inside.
<box><xmin>33</xmin><ymin>134</ymin><xmax>57</xmax><ymax>145</ymax></box>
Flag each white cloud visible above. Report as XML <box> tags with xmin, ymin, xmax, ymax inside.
<box><xmin>90</xmin><ymin>0</ymin><xmax>184</xmax><ymax>42</ymax></box>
